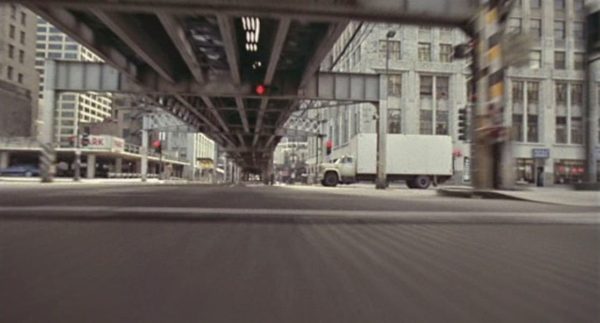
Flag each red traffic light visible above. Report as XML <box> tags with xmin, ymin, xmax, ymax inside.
<box><xmin>255</xmin><ymin>84</ymin><xmax>266</xmax><ymax>95</ymax></box>
<box><xmin>152</xmin><ymin>140</ymin><xmax>161</xmax><ymax>149</ymax></box>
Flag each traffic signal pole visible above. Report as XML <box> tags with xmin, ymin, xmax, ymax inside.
<box><xmin>73</xmin><ymin>130</ymin><xmax>81</xmax><ymax>181</ymax></box>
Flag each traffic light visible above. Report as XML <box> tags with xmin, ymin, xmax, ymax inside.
<box><xmin>326</xmin><ymin>139</ymin><xmax>332</xmax><ymax>156</ymax></box>
<box><xmin>458</xmin><ymin>107</ymin><xmax>469</xmax><ymax>141</ymax></box>
<box><xmin>152</xmin><ymin>140</ymin><xmax>162</xmax><ymax>154</ymax></box>
<box><xmin>81</xmin><ymin>133</ymin><xmax>90</xmax><ymax>147</ymax></box>
<box><xmin>255</xmin><ymin>84</ymin><xmax>266</xmax><ymax>96</ymax></box>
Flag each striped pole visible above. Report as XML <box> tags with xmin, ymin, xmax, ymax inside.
<box><xmin>39</xmin><ymin>142</ymin><xmax>55</xmax><ymax>183</ymax></box>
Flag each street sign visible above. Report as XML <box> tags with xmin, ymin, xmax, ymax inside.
<box><xmin>502</xmin><ymin>33</ymin><xmax>532</xmax><ymax>68</ymax></box>
<box><xmin>532</xmin><ymin>148</ymin><xmax>550</xmax><ymax>159</ymax></box>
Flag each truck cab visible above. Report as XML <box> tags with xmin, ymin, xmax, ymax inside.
<box><xmin>318</xmin><ymin>156</ymin><xmax>356</xmax><ymax>187</ymax></box>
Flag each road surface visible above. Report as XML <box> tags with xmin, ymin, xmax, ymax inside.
<box><xmin>1</xmin><ymin>183</ymin><xmax>598</xmax><ymax>323</ymax></box>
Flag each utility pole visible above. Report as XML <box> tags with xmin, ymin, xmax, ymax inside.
<box><xmin>376</xmin><ymin>30</ymin><xmax>395</xmax><ymax>189</ymax></box>
<box><xmin>73</xmin><ymin>127</ymin><xmax>81</xmax><ymax>181</ymax></box>
<box><xmin>584</xmin><ymin>3</ymin><xmax>600</xmax><ymax>186</ymax></box>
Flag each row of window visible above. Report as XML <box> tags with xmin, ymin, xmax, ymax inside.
<box><xmin>378</xmin><ymin>40</ymin><xmax>454</xmax><ymax>63</ymax></box>
<box><xmin>522</xmin><ymin>0</ymin><xmax>585</xmax><ymax>11</ymax></box>
<box><xmin>36</xmin><ymin>43</ymin><xmax>79</xmax><ymax>51</ymax></box>
<box><xmin>7</xmin><ymin>45</ymin><xmax>25</xmax><ymax>63</ymax></box>
<box><xmin>508</xmin><ymin>18</ymin><xmax>585</xmax><ymax>40</ymax></box>
<box><xmin>9</xmin><ymin>4</ymin><xmax>27</xmax><ymax>25</ymax></box>
<box><xmin>8</xmin><ymin>25</ymin><xmax>26</xmax><ymax>45</ymax></box>
<box><xmin>528</xmin><ymin>50</ymin><xmax>585</xmax><ymax>69</ymax></box>
<box><xmin>4</xmin><ymin>66</ymin><xmax>24</xmax><ymax>84</ymax></box>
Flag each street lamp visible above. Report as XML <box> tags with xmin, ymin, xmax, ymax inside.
<box><xmin>376</xmin><ymin>30</ymin><xmax>396</xmax><ymax>189</ymax></box>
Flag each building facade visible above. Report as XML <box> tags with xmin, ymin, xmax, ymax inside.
<box><xmin>0</xmin><ymin>3</ymin><xmax>39</xmax><ymax>137</ymax></box>
<box><xmin>36</xmin><ymin>17</ymin><xmax>112</xmax><ymax>146</ymax></box>
<box><xmin>307</xmin><ymin>0</ymin><xmax>599</xmax><ymax>185</ymax></box>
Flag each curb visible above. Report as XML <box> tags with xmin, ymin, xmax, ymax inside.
<box><xmin>437</xmin><ymin>188</ymin><xmax>542</xmax><ymax>203</ymax></box>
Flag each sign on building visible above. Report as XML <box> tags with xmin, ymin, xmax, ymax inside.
<box><xmin>532</xmin><ymin>148</ymin><xmax>550</xmax><ymax>159</ymax></box>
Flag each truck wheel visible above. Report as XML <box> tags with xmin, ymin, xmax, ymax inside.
<box><xmin>414</xmin><ymin>176</ymin><xmax>431</xmax><ymax>189</ymax></box>
<box><xmin>323</xmin><ymin>172</ymin><xmax>338</xmax><ymax>187</ymax></box>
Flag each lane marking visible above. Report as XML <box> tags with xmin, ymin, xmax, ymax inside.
<box><xmin>0</xmin><ymin>206</ymin><xmax>598</xmax><ymax>224</ymax></box>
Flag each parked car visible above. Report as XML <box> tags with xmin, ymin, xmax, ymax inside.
<box><xmin>0</xmin><ymin>164</ymin><xmax>40</xmax><ymax>177</ymax></box>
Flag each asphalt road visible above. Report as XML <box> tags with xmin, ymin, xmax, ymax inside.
<box><xmin>0</xmin><ymin>183</ymin><xmax>598</xmax><ymax>323</ymax></box>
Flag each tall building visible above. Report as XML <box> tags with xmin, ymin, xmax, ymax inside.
<box><xmin>35</xmin><ymin>17</ymin><xmax>112</xmax><ymax>146</ymax></box>
<box><xmin>308</xmin><ymin>0</ymin><xmax>599</xmax><ymax>185</ymax></box>
<box><xmin>0</xmin><ymin>3</ymin><xmax>39</xmax><ymax>137</ymax></box>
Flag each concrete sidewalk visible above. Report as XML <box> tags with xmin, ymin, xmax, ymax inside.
<box><xmin>437</xmin><ymin>186</ymin><xmax>599</xmax><ymax>207</ymax></box>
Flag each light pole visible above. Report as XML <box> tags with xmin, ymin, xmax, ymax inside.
<box><xmin>376</xmin><ymin>30</ymin><xmax>395</xmax><ymax>189</ymax></box>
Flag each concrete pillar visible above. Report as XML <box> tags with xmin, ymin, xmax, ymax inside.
<box><xmin>0</xmin><ymin>151</ymin><xmax>9</xmax><ymax>169</ymax></box>
<box><xmin>585</xmin><ymin>55</ymin><xmax>599</xmax><ymax>183</ymax></box>
<box><xmin>86</xmin><ymin>154</ymin><xmax>96</xmax><ymax>179</ymax></box>
<box><xmin>115</xmin><ymin>157</ymin><xmax>123</xmax><ymax>174</ymax></box>
<box><xmin>141</xmin><ymin>129</ymin><xmax>148</xmax><ymax>181</ymax></box>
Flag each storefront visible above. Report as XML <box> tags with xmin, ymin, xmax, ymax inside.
<box><xmin>516</xmin><ymin>158</ymin><xmax>536</xmax><ymax>183</ymax></box>
<box><xmin>554</xmin><ymin>159</ymin><xmax>585</xmax><ymax>184</ymax></box>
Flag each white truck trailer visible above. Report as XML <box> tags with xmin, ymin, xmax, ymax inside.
<box><xmin>317</xmin><ymin>134</ymin><xmax>453</xmax><ymax>189</ymax></box>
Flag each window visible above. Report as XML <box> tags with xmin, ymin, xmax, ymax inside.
<box><xmin>529</xmin><ymin>50</ymin><xmax>542</xmax><ymax>69</ymax></box>
<box><xmin>65</xmin><ymin>53</ymin><xmax>78</xmax><ymax>60</ymax></box>
<box><xmin>19</xmin><ymin>50</ymin><xmax>24</xmax><ymax>64</ymax></box>
<box><xmin>419</xmin><ymin>75</ymin><xmax>433</xmax><ymax>134</ymax></box>
<box><xmin>387</xmin><ymin>109</ymin><xmax>401</xmax><ymax>134</ymax></box>
<box><xmin>526</xmin><ymin>82</ymin><xmax>540</xmax><ymax>142</ymax></box>
<box><xmin>387</xmin><ymin>74</ymin><xmax>402</xmax><ymax>96</ymax></box>
<box><xmin>420</xmin><ymin>75</ymin><xmax>433</xmax><ymax>98</ymax></box>
<box><xmin>573</xmin><ymin>22</ymin><xmax>584</xmax><ymax>39</ymax></box>
<box><xmin>420</xmin><ymin>110</ymin><xmax>433</xmax><ymax>135</ymax></box>
<box><xmin>36</xmin><ymin>43</ymin><xmax>45</xmax><ymax>49</ymax></box>
<box><xmin>574</xmin><ymin>53</ymin><xmax>584</xmax><ymax>70</ymax></box>
<box><xmin>556</xmin><ymin>116</ymin><xmax>567</xmax><ymax>143</ymax></box>
<box><xmin>379</xmin><ymin>40</ymin><xmax>401</xmax><ymax>60</ymax></box>
<box><xmin>65</xmin><ymin>44</ymin><xmax>78</xmax><ymax>50</ymax></box>
<box><xmin>19</xmin><ymin>31</ymin><xmax>24</xmax><ymax>44</ymax></box>
<box><xmin>8</xmin><ymin>45</ymin><xmax>14</xmax><ymax>59</ymax></box>
<box><xmin>21</xmin><ymin>12</ymin><xmax>26</xmax><ymax>25</ymax></box>
<box><xmin>555</xmin><ymin>82</ymin><xmax>567</xmax><ymax>105</ymax></box>
<box><xmin>440</xmin><ymin>44</ymin><xmax>453</xmax><ymax>62</ymax></box>
<box><xmin>7</xmin><ymin>66</ymin><xmax>14</xmax><ymax>80</ymax></box>
<box><xmin>554</xmin><ymin>51</ymin><xmax>566</xmax><ymax>69</ymax></box>
<box><xmin>9</xmin><ymin>25</ymin><xmax>15</xmax><ymax>39</ymax></box>
<box><xmin>554</xmin><ymin>0</ymin><xmax>565</xmax><ymax>10</ymax></box>
<box><xmin>10</xmin><ymin>4</ymin><xmax>16</xmax><ymax>18</ymax></box>
<box><xmin>48</xmin><ymin>52</ymin><xmax>62</xmax><ymax>59</ymax></box>
<box><xmin>49</xmin><ymin>35</ymin><xmax>63</xmax><ymax>41</ymax></box>
<box><xmin>530</xmin><ymin>19</ymin><xmax>542</xmax><ymax>38</ymax></box>
<box><xmin>35</xmin><ymin>52</ymin><xmax>45</xmax><ymax>58</ymax></box>
<box><xmin>571</xmin><ymin>83</ymin><xmax>583</xmax><ymax>106</ymax></box>
<box><xmin>571</xmin><ymin>117</ymin><xmax>583</xmax><ymax>144</ymax></box>
<box><xmin>418</xmin><ymin>43</ymin><xmax>431</xmax><ymax>62</ymax></box>
<box><xmin>509</xmin><ymin>18</ymin><xmax>522</xmax><ymax>34</ymax></box>
<box><xmin>554</xmin><ymin>21</ymin><xmax>565</xmax><ymax>39</ymax></box>
<box><xmin>36</xmin><ymin>35</ymin><xmax>46</xmax><ymax>41</ymax></box>
<box><xmin>512</xmin><ymin>81</ymin><xmax>524</xmax><ymax>142</ymax></box>
<box><xmin>17</xmin><ymin>73</ymin><xmax>23</xmax><ymax>84</ymax></box>
<box><xmin>530</xmin><ymin>0</ymin><xmax>541</xmax><ymax>8</ymax></box>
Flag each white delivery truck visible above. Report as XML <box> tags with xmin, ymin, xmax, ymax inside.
<box><xmin>317</xmin><ymin>134</ymin><xmax>453</xmax><ymax>189</ymax></box>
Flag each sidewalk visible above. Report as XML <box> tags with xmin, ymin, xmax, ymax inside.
<box><xmin>0</xmin><ymin>177</ymin><xmax>191</xmax><ymax>186</ymax></box>
<box><xmin>437</xmin><ymin>185</ymin><xmax>599</xmax><ymax>207</ymax></box>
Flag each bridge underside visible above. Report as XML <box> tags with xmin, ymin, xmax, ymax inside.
<box><xmin>20</xmin><ymin>0</ymin><xmax>478</xmax><ymax>172</ymax></box>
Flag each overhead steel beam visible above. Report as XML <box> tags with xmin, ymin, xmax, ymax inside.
<box><xmin>299</xmin><ymin>21</ymin><xmax>349</xmax><ymax>88</ymax></box>
<box><xmin>174</xmin><ymin>95</ymin><xmax>235</xmax><ymax>147</ymax></box>
<box><xmin>201</xmin><ymin>96</ymin><xmax>231</xmax><ymax>134</ymax></box>
<box><xmin>93</xmin><ymin>9</ymin><xmax>177</xmax><ymax>83</ymax></box>
<box><xmin>157</xmin><ymin>13</ymin><xmax>205</xmax><ymax>83</ymax></box>
<box><xmin>235</xmin><ymin>97</ymin><xmax>250</xmax><ymax>133</ymax></box>
<box><xmin>19</xmin><ymin>0</ymin><xmax>480</xmax><ymax>26</ymax></box>
<box><xmin>254</xmin><ymin>18</ymin><xmax>291</xmax><ymax>146</ymax></box>
<box><xmin>217</xmin><ymin>14</ymin><xmax>241</xmax><ymax>84</ymax></box>
<box><xmin>218</xmin><ymin>14</ymin><xmax>250</xmax><ymax>134</ymax></box>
